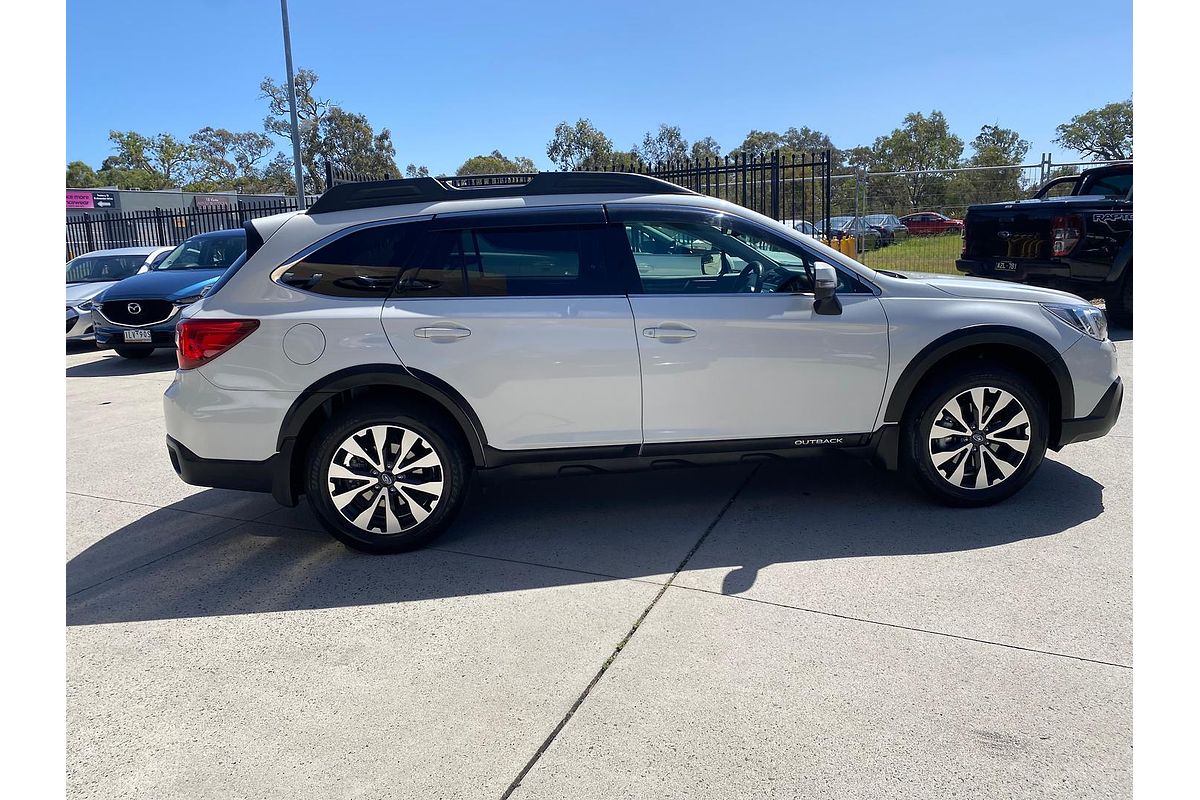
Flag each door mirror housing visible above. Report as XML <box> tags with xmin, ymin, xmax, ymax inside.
<box><xmin>813</xmin><ymin>263</ymin><xmax>842</xmax><ymax>315</ymax></box>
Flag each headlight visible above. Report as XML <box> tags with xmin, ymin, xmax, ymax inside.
<box><xmin>77</xmin><ymin>298</ymin><xmax>97</xmax><ymax>312</ymax></box>
<box><xmin>1041</xmin><ymin>302</ymin><xmax>1108</xmax><ymax>341</ymax></box>
<box><xmin>173</xmin><ymin>285</ymin><xmax>213</xmax><ymax>307</ymax></box>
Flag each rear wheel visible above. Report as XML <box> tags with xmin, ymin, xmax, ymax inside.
<box><xmin>113</xmin><ymin>346</ymin><xmax>154</xmax><ymax>359</ymax></box>
<box><xmin>903</xmin><ymin>365</ymin><xmax>1048</xmax><ymax>507</ymax></box>
<box><xmin>304</xmin><ymin>402</ymin><xmax>469</xmax><ymax>553</ymax></box>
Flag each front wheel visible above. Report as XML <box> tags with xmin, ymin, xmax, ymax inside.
<box><xmin>304</xmin><ymin>402</ymin><xmax>469</xmax><ymax>553</ymax></box>
<box><xmin>903</xmin><ymin>366</ymin><xmax>1048</xmax><ymax>507</ymax></box>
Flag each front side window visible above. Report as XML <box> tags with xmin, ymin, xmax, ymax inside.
<box><xmin>274</xmin><ymin>223</ymin><xmax>418</xmax><ymax>297</ymax></box>
<box><xmin>397</xmin><ymin>224</ymin><xmax>614</xmax><ymax>297</ymax></box>
<box><xmin>618</xmin><ymin>211</ymin><xmax>865</xmax><ymax>295</ymax></box>
<box><xmin>157</xmin><ymin>234</ymin><xmax>245</xmax><ymax>271</ymax></box>
<box><xmin>65</xmin><ymin>254</ymin><xmax>148</xmax><ymax>284</ymax></box>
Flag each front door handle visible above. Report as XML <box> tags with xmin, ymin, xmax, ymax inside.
<box><xmin>414</xmin><ymin>325</ymin><xmax>471</xmax><ymax>340</ymax></box>
<box><xmin>643</xmin><ymin>324</ymin><xmax>697</xmax><ymax>341</ymax></box>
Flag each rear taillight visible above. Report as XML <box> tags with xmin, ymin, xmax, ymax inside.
<box><xmin>1051</xmin><ymin>214</ymin><xmax>1083</xmax><ymax>257</ymax></box>
<box><xmin>176</xmin><ymin>319</ymin><xmax>259</xmax><ymax>370</ymax></box>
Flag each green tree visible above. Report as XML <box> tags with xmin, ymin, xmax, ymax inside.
<box><xmin>66</xmin><ymin>160</ymin><xmax>101</xmax><ymax>188</ymax></box>
<box><xmin>105</xmin><ymin>130</ymin><xmax>196</xmax><ymax>188</ymax></box>
<box><xmin>456</xmin><ymin>150</ymin><xmax>537</xmax><ymax>175</ymax></box>
<box><xmin>186</xmin><ymin>127</ymin><xmax>277</xmax><ymax>192</ymax></box>
<box><xmin>320</xmin><ymin>107</ymin><xmax>400</xmax><ymax>180</ymax></box>
<box><xmin>952</xmin><ymin>123</ymin><xmax>1032</xmax><ymax>206</ymax></box>
<box><xmin>863</xmin><ymin>110</ymin><xmax>964</xmax><ymax>210</ymax></box>
<box><xmin>261</xmin><ymin>69</ymin><xmax>397</xmax><ymax>191</ymax></box>
<box><xmin>632</xmin><ymin>124</ymin><xmax>689</xmax><ymax>165</ymax></box>
<box><xmin>689</xmin><ymin>136</ymin><xmax>721</xmax><ymax>162</ymax></box>
<box><xmin>1054</xmin><ymin>99</ymin><xmax>1133</xmax><ymax>160</ymax></box>
<box><xmin>546</xmin><ymin>118</ymin><xmax>614</xmax><ymax>170</ymax></box>
<box><xmin>405</xmin><ymin>164</ymin><xmax>431</xmax><ymax>178</ymax></box>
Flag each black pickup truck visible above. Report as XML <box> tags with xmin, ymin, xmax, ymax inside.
<box><xmin>956</xmin><ymin>163</ymin><xmax>1133</xmax><ymax>325</ymax></box>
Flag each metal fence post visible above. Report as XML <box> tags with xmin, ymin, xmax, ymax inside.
<box><xmin>154</xmin><ymin>208</ymin><xmax>167</xmax><ymax>246</ymax></box>
<box><xmin>770</xmin><ymin>150</ymin><xmax>780</xmax><ymax>220</ymax></box>
<box><xmin>83</xmin><ymin>214</ymin><xmax>95</xmax><ymax>252</ymax></box>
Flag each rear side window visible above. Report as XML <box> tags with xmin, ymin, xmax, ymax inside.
<box><xmin>397</xmin><ymin>225</ymin><xmax>618</xmax><ymax>297</ymax></box>
<box><xmin>274</xmin><ymin>223</ymin><xmax>418</xmax><ymax>297</ymax></box>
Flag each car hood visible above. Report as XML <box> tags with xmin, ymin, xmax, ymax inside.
<box><xmin>908</xmin><ymin>273</ymin><xmax>1088</xmax><ymax>304</ymax></box>
<box><xmin>97</xmin><ymin>268</ymin><xmax>225</xmax><ymax>301</ymax></box>
<box><xmin>66</xmin><ymin>281</ymin><xmax>116</xmax><ymax>304</ymax></box>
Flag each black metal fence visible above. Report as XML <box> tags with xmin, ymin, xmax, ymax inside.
<box><xmin>65</xmin><ymin>198</ymin><xmax>301</xmax><ymax>260</ymax></box>
<box><xmin>586</xmin><ymin>150</ymin><xmax>833</xmax><ymax>231</ymax></box>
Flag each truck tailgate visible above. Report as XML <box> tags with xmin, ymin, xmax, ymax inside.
<box><xmin>962</xmin><ymin>206</ymin><xmax>1053</xmax><ymax>261</ymax></box>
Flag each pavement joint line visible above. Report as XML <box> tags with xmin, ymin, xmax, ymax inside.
<box><xmin>428</xmin><ymin>546</ymin><xmax>667</xmax><ymax>588</ymax></box>
<box><xmin>669</xmin><ymin>583</ymin><xmax>1132</xmax><ymax>670</ymax></box>
<box><xmin>497</xmin><ymin>463</ymin><xmax>762</xmax><ymax>800</ymax></box>
<box><xmin>67</xmin><ymin>523</ymin><xmax>243</xmax><ymax>599</ymax></box>
<box><xmin>66</xmin><ymin>490</ymin><xmax>274</xmax><ymax>526</ymax></box>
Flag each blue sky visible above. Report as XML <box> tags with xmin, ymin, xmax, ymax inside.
<box><xmin>67</xmin><ymin>0</ymin><xmax>1131</xmax><ymax>175</ymax></box>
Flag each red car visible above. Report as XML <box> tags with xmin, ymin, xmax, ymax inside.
<box><xmin>898</xmin><ymin>211</ymin><xmax>964</xmax><ymax>235</ymax></box>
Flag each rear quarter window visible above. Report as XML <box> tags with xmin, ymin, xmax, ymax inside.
<box><xmin>273</xmin><ymin>223</ymin><xmax>419</xmax><ymax>298</ymax></box>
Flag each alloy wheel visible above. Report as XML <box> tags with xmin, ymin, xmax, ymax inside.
<box><xmin>326</xmin><ymin>424</ymin><xmax>445</xmax><ymax>534</ymax></box>
<box><xmin>927</xmin><ymin>386</ymin><xmax>1031</xmax><ymax>490</ymax></box>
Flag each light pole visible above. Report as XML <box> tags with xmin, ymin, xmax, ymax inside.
<box><xmin>280</xmin><ymin>0</ymin><xmax>305</xmax><ymax>206</ymax></box>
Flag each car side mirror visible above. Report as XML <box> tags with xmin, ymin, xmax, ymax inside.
<box><xmin>813</xmin><ymin>263</ymin><xmax>842</xmax><ymax>315</ymax></box>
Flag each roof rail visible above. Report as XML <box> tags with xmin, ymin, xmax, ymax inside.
<box><xmin>306</xmin><ymin>171</ymin><xmax>697</xmax><ymax>215</ymax></box>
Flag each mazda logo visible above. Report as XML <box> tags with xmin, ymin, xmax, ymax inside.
<box><xmin>997</xmin><ymin>231</ymin><xmax>1011</xmax><ymax>239</ymax></box>
<box><xmin>127</xmin><ymin>302</ymin><xmax>142</xmax><ymax>315</ymax></box>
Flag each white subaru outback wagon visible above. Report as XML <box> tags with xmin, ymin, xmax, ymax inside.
<box><xmin>164</xmin><ymin>172</ymin><xmax>1122</xmax><ymax>553</ymax></box>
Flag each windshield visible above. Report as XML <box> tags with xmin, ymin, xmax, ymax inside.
<box><xmin>865</xmin><ymin>215</ymin><xmax>888</xmax><ymax>225</ymax></box>
<box><xmin>65</xmin><ymin>254</ymin><xmax>148</xmax><ymax>284</ymax></box>
<box><xmin>156</xmin><ymin>233</ymin><xmax>246</xmax><ymax>271</ymax></box>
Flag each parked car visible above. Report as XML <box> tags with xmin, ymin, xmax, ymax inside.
<box><xmin>817</xmin><ymin>216</ymin><xmax>883</xmax><ymax>250</ymax></box>
<box><xmin>163</xmin><ymin>172</ymin><xmax>1122</xmax><ymax>554</ymax></box>
<box><xmin>864</xmin><ymin>214</ymin><xmax>910</xmax><ymax>244</ymax></box>
<box><xmin>956</xmin><ymin>163</ymin><xmax>1133</xmax><ymax>326</ymax></box>
<box><xmin>899</xmin><ymin>211</ymin><xmax>964</xmax><ymax>235</ymax></box>
<box><xmin>783</xmin><ymin>219</ymin><xmax>820</xmax><ymax>237</ymax></box>
<box><xmin>92</xmin><ymin>229</ymin><xmax>246</xmax><ymax>358</ymax></box>
<box><xmin>66</xmin><ymin>246</ymin><xmax>172</xmax><ymax>341</ymax></box>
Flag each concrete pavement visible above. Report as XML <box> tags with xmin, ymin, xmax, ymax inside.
<box><xmin>66</xmin><ymin>333</ymin><xmax>1132</xmax><ymax>798</ymax></box>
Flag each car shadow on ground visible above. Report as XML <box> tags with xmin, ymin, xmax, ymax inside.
<box><xmin>65</xmin><ymin>349</ymin><xmax>177</xmax><ymax>378</ymax></box>
<box><xmin>66</xmin><ymin>454</ymin><xmax>1105</xmax><ymax>627</ymax></box>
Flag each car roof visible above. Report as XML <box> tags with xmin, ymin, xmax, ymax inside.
<box><xmin>186</xmin><ymin>228</ymin><xmax>244</xmax><ymax>239</ymax></box>
<box><xmin>74</xmin><ymin>246</ymin><xmax>161</xmax><ymax>257</ymax></box>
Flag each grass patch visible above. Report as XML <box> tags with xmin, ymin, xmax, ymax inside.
<box><xmin>858</xmin><ymin>234</ymin><xmax>962</xmax><ymax>275</ymax></box>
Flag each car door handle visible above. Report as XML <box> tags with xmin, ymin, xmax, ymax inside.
<box><xmin>414</xmin><ymin>326</ymin><xmax>471</xmax><ymax>340</ymax></box>
<box><xmin>643</xmin><ymin>324</ymin><xmax>697</xmax><ymax>340</ymax></box>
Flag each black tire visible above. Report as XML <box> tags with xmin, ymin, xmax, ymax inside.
<box><xmin>903</xmin><ymin>364</ymin><xmax>1048</xmax><ymax>507</ymax></box>
<box><xmin>113</xmin><ymin>346</ymin><xmax>154</xmax><ymax>359</ymax></box>
<box><xmin>304</xmin><ymin>401</ymin><xmax>469</xmax><ymax>554</ymax></box>
<box><xmin>1106</xmin><ymin>270</ymin><xmax>1133</xmax><ymax>328</ymax></box>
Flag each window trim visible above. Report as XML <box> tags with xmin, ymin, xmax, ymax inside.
<box><xmin>272</xmin><ymin>215</ymin><xmax>434</xmax><ymax>300</ymax></box>
<box><xmin>606</xmin><ymin>203</ymin><xmax>879</xmax><ymax>297</ymax></box>
<box><xmin>390</xmin><ymin>210</ymin><xmax>637</xmax><ymax>300</ymax></box>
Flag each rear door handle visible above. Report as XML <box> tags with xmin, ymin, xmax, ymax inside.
<box><xmin>642</xmin><ymin>324</ymin><xmax>697</xmax><ymax>340</ymax></box>
<box><xmin>414</xmin><ymin>326</ymin><xmax>471</xmax><ymax>340</ymax></box>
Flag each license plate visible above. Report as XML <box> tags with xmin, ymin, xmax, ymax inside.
<box><xmin>123</xmin><ymin>329</ymin><xmax>152</xmax><ymax>343</ymax></box>
<box><xmin>995</xmin><ymin>260</ymin><xmax>1018</xmax><ymax>272</ymax></box>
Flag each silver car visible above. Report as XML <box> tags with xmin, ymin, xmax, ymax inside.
<box><xmin>66</xmin><ymin>246</ymin><xmax>172</xmax><ymax>341</ymax></box>
<box><xmin>162</xmin><ymin>172</ymin><xmax>1122</xmax><ymax>554</ymax></box>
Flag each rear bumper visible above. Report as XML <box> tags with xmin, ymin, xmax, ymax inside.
<box><xmin>1056</xmin><ymin>377</ymin><xmax>1123</xmax><ymax>448</ymax></box>
<box><xmin>166</xmin><ymin>435</ymin><xmax>296</xmax><ymax>506</ymax></box>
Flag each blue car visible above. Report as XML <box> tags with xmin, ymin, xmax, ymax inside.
<box><xmin>92</xmin><ymin>229</ymin><xmax>246</xmax><ymax>358</ymax></box>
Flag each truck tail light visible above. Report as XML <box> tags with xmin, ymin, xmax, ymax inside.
<box><xmin>176</xmin><ymin>319</ymin><xmax>260</xmax><ymax>370</ymax></box>
<box><xmin>1051</xmin><ymin>214</ymin><xmax>1082</xmax><ymax>257</ymax></box>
